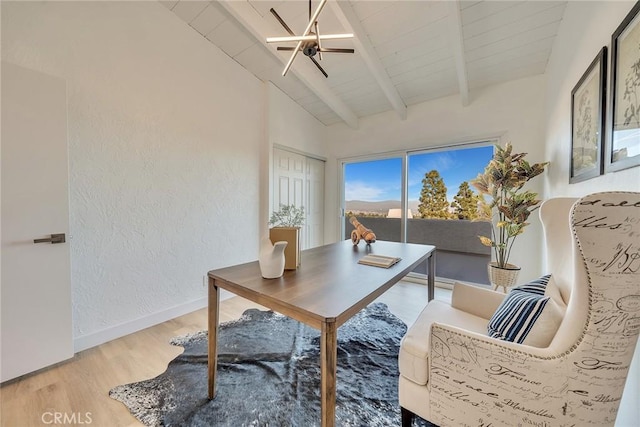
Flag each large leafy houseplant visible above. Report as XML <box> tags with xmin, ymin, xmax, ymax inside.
<box><xmin>471</xmin><ymin>143</ymin><xmax>549</xmax><ymax>269</ymax></box>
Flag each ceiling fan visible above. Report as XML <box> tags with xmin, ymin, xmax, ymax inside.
<box><xmin>266</xmin><ymin>0</ymin><xmax>355</xmax><ymax>78</ymax></box>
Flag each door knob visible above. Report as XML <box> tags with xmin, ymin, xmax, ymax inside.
<box><xmin>33</xmin><ymin>233</ymin><xmax>66</xmax><ymax>244</ymax></box>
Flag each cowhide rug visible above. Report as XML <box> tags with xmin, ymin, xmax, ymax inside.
<box><xmin>109</xmin><ymin>302</ymin><xmax>433</xmax><ymax>426</ymax></box>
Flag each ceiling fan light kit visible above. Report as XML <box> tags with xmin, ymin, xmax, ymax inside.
<box><xmin>266</xmin><ymin>34</ymin><xmax>354</xmax><ymax>44</ymax></box>
<box><xmin>267</xmin><ymin>0</ymin><xmax>355</xmax><ymax>78</ymax></box>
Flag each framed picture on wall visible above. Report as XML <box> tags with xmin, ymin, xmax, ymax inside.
<box><xmin>570</xmin><ymin>47</ymin><xmax>607</xmax><ymax>183</ymax></box>
<box><xmin>608</xmin><ymin>1</ymin><xmax>640</xmax><ymax>173</ymax></box>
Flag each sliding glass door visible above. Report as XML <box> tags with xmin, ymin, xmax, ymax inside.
<box><xmin>341</xmin><ymin>143</ymin><xmax>495</xmax><ymax>284</ymax></box>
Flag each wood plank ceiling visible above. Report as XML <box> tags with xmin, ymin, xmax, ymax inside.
<box><xmin>160</xmin><ymin>1</ymin><xmax>567</xmax><ymax>128</ymax></box>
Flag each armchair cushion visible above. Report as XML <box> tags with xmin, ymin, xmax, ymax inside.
<box><xmin>487</xmin><ymin>275</ymin><xmax>563</xmax><ymax>347</ymax></box>
<box><xmin>451</xmin><ymin>281</ymin><xmax>506</xmax><ymax>319</ymax></box>
<box><xmin>399</xmin><ymin>299</ymin><xmax>488</xmax><ymax>385</ymax></box>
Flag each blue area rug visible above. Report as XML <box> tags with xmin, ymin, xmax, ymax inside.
<box><xmin>109</xmin><ymin>302</ymin><xmax>434</xmax><ymax>426</ymax></box>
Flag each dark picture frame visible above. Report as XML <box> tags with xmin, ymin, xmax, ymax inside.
<box><xmin>607</xmin><ymin>1</ymin><xmax>640</xmax><ymax>173</ymax></box>
<box><xmin>570</xmin><ymin>47</ymin><xmax>607</xmax><ymax>183</ymax></box>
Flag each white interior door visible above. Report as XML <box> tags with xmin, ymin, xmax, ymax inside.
<box><xmin>1</xmin><ymin>62</ymin><xmax>73</xmax><ymax>382</ymax></box>
<box><xmin>274</xmin><ymin>148</ymin><xmax>305</xmax><ymax>207</ymax></box>
<box><xmin>272</xmin><ymin>148</ymin><xmax>324</xmax><ymax>250</ymax></box>
<box><xmin>306</xmin><ymin>157</ymin><xmax>324</xmax><ymax>248</ymax></box>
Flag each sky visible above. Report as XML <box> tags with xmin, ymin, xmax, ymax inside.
<box><xmin>344</xmin><ymin>145</ymin><xmax>494</xmax><ymax>203</ymax></box>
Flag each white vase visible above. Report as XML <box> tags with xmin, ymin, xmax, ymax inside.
<box><xmin>258</xmin><ymin>237</ymin><xmax>288</xmax><ymax>279</ymax></box>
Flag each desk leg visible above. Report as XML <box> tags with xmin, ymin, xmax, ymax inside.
<box><xmin>320</xmin><ymin>320</ymin><xmax>337</xmax><ymax>427</ymax></box>
<box><xmin>208</xmin><ymin>277</ymin><xmax>219</xmax><ymax>400</ymax></box>
<box><xmin>427</xmin><ymin>252</ymin><xmax>435</xmax><ymax>301</ymax></box>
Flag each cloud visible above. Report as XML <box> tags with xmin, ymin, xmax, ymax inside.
<box><xmin>345</xmin><ymin>181</ymin><xmax>387</xmax><ymax>201</ymax></box>
<box><xmin>407</xmin><ymin>152</ymin><xmax>457</xmax><ymax>187</ymax></box>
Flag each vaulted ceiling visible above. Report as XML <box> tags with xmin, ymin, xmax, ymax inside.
<box><xmin>160</xmin><ymin>1</ymin><xmax>567</xmax><ymax>128</ymax></box>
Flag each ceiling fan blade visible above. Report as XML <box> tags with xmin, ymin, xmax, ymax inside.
<box><xmin>282</xmin><ymin>0</ymin><xmax>327</xmax><ymax>76</ymax></box>
<box><xmin>315</xmin><ymin>21</ymin><xmax>322</xmax><ymax>60</ymax></box>
<box><xmin>319</xmin><ymin>48</ymin><xmax>355</xmax><ymax>54</ymax></box>
<box><xmin>276</xmin><ymin>47</ymin><xmax>298</xmax><ymax>51</ymax></box>
<box><xmin>270</xmin><ymin>8</ymin><xmax>295</xmax><ymax>36</ymax></box>
<box><xmin>309</xmin><ymin>56</ymin><xmax>328</xmax><ymax>78</ymax></box>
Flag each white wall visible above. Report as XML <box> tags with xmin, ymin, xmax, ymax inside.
<box><xmin>326</xmin><ymin>75</ymin><xmax>548</xmax><ymax>282</ymax></box>
<box><xmin>1</xmin><ymin>1</ymin><xmax>265</xmax><ymax>350</ymax></box>
<box><xmin>268</xmin><ymin>82</ymin><xmax>328</xmax><ymax>159</ymax></box>
<box><xmin>544</xmin><ymin>2</ymin><xmax>639</xmax><ymax>425</ymax></box>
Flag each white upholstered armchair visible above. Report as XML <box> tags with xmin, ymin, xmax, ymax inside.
<box><xmin>399</xmin><ymin>192</ymin><xmax>640</xmax><ymax>426</ymax></box>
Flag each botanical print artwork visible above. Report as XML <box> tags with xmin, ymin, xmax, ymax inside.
<box><xmin>571</xmin><ymin>46</ymin><xmax>605</xmax><ymax>183</ymax></box>
<box><xmin>621</xmin><ymin>42</ymin><xmax>640</xmax><ymax>130</ymax></box>
<box><xmin>618</xmin><ymin>14</ymin><xmax>640</xmax><ymax>129</ymax></box>
<box><xmin>613</xmin><ymin>12</ymin><xmax>640</xmax><ymax>162</ymax></box>
<box><xmin>573</xmin><ymin>66</ymin><xmax>600</xmax><ymax>175</ymax></box>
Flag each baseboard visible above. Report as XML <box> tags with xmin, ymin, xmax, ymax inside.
<box><xmin>73</xmin><ymin>291</ymin><xmax>235</xmax><ymax>353</ymax></box>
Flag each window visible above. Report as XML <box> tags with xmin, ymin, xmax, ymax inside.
<box><xmin>343</xmin><ymin>157</ymin><xmax>403</xmax><ymax>242</ymax></box>
<box><xmin>408</xmin><ymin>145</ymin><xmax>494</xmax><ymax>220</ymax></box>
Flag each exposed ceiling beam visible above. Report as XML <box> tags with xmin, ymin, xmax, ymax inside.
<box><xmin>330</xmin><ymin>1</ymin><xmax>407</xmax><ymax>121</ymax></box>
<box><xmin>447</xmin><ymin>0</ymin><xmax>470</xmax><ymax>106</ymax></box>
<box><xmin>217</xmin><ymin>0</ymin><xmax>359</xmax><ymax>129</ymax></box>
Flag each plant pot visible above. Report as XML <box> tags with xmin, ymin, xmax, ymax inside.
<box><xmin>269</xmin><ymin>227</ymin><xmax>300</xmax><ymax>270</ymax></box>
<box><xmin>488</xmin><ymin>262</ymin><xmax>520</xmax><ymax>293</ymax></box>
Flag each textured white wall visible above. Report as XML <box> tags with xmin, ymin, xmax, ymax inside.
<box><xmin>544</xmin><ymin>2</ymin><xmax>639</xmax><ymax>424</ymax></box>
<box><xmin>268</xmin><ymin>82</ymin><xmax>327</xmax><ymax>158</ymax></box>
<box><xmin>326</xmin><ymin>75</ymin><xmax>548</xmax><ymax>283</ymax></box>
<box><xmin>1</xmin><ymin>1</ymin><xmax>264</xmax><ymax>347</ymax></box>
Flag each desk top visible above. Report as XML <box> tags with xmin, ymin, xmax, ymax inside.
<box><xmin>208</xmin><ymin>240</ymin><xmax>435</xmax><ymax>329</ymax></box>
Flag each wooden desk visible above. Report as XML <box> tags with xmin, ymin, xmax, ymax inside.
<box><xmin>207</xmin><ymin>240</ymin><xmax>435</xmax><ymax>427</ymax></box>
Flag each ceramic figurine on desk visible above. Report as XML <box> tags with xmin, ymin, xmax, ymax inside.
<box><xmin>349</xmin><ymin>216</ymin><xmax>376</xmax><ymax>245</ymax></box>
<box><xmin>259</xmin><ymin>237</ymin><xmax>287</xmax><ymax>279</ymax></box>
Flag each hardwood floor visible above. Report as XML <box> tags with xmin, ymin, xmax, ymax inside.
<box><xmin>0</xmin><ymin>282</ymin><xmax>450</xmax><ymax>427</ymax></box>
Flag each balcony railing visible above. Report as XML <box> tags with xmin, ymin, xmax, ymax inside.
<box><xmin>345</xmin><ymin>217</ymin><xmax>491</xmax><ymax>285</ymax></box>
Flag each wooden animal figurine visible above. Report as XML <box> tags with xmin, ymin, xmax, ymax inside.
<box><xmin>349</xmin><ymin>216</ymin><xmax>376</xmax><ymax>245</ymax></box>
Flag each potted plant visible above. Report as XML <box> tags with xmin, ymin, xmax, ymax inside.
<box><xmin>268</xmin><ymin>204</ymin><xmax>304</xmax><ymax>270</ymax></box>
<box><xmin>470</xmin><ymin>143</ymin><xmax>549</xmax><ymax>291</ymax></box>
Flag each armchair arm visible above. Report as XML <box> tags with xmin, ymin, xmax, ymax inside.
<box><xmin>427</xmin><ymin>323</ymin><xmax>607</xmax><ymax>426</ymax></box>
<box><xmin>450</xmin><ymin>282</ymin><xmax>506</xmax><ymax>320</ymax></box>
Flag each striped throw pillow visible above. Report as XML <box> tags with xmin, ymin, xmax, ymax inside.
<box><xmin>512</xmin><ymin>274</ymin><xmax>552</xmax><ymax>295</ymax></box>
<box><xmin>488</xmin><ymin>275</ymin><xmax>562</xmax><ymax>347</ymax></box>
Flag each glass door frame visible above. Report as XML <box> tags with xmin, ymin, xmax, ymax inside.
<box><xmin>339</xmin><ymin>150</ymin><xmax>408</xmax><ymax>243</ymax></box>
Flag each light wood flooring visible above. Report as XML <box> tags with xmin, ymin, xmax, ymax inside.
<box><xmin>0</xmin><ymin>281</ymin><xmax>451</xmax><ymax>427</ymax></box>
